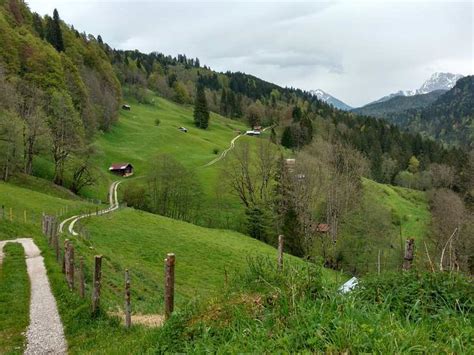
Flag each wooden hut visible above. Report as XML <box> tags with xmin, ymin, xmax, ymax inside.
<box><xmin>109</xmin><ymin>163</ymin><xmax>134</xmax><ymax>177</ymax></box>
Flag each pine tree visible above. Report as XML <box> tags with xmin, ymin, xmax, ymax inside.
<box><xmin>299</xmin><ymin>115</ymin><xmax>313</xmax><ymax>145</ymax></box>
<box><xmin>32</xmin><ymin>13</ymin><xmax>44</xmax><ymax>39</ymax></box>
<box><xmin>245</xmin><ymin>207</ymin><xmax>268</xmax><ymax>241</ymax></box>
<box><xmin>227</xmin><ymin>91</ymin><xmax>236</xmax><ymax>117</ymax></box>
<box><xmin>193</xmin><ymin>85</ymin><xmax>210</xmax><ymax>129</ymax></box>
<box><xmin>281</xmin><ymin>126</ymin><xmax>294</xmax><ymax>149</ymax></box>
<box><xmin>45</xmin><ymin>9</ymin><xmax>64</xmax><ymax>52</ymax></box>
<box><xmin>292</xmin><ymin>105</ymin><xmax>302</xmax><ymax>122</ymax></box>
<box><xmin>220</xmin><ymin>89</ymin><xmax>227</xmax><ymax>116</ymax></box>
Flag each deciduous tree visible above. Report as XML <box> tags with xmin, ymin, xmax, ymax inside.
<box><xmin>47</xmin><ymin>91</ymin><xmax>83</xmax><ymax>185</ymax></box>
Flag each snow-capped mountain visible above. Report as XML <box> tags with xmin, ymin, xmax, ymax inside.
<box><xmin>371</xmin><ymin>72</ymin><xmax>464</xmax><ymax>104</ymax></box>
<box><xmin>417</xmin><ymin>72</ymin><xmax>464</xmax><ymax>94</ymax></box>
<box><xmin>310</xmin><ymin>89</ymin><xmax>352</xmax><ymax>111</ymax></box>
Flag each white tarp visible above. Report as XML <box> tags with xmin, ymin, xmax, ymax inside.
<box><xmin>339</xmin><ymin>276</ymin><xmax>358</xmax><ymax>293</ymax></box>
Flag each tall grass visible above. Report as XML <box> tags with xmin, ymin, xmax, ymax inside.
<box><xmin>152</xmin><ymin>258</ymin><xmax>474</xmax><ymax>353</ymax></box>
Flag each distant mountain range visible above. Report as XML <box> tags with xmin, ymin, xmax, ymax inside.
<box><xmin>310</xmin><ymin>73</ymin><xmax>463</xmax><ymax>113</ymax></box>
<box><xmin>310</xmin><ymin>89</ymin><xmax>352</xmax><ymax>111</ymax></box>
<box><xmin>369</xmin><ymin>72</ymin><xmax>464</xmax><ymax>105</ymax></box>
<box><xmin>380</xmin><ymin>76</ymin><xmax>473</xmax><ymax>147</ymax></box>
<box><xmin>352</xmin><ymin>90</ymin><xmax>446</xmax><ymax>118</ymax></box>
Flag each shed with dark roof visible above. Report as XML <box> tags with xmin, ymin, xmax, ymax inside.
<box><xmin>109</xmin><ymin>163</ymin><xmax>134</xmax><ymax>176</ymax></box>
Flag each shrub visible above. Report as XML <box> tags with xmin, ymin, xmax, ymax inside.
<box><xmin>213</xmin><ymin>148</ymin><xmax>219</xmax><ymax>155</ymax></box>
<box><xmin>154</xmin><ymin>118</ymin><xmax>160</xmax><ymax>126</ymax></box>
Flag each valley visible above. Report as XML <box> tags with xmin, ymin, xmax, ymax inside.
<box><xmin>0</xmin><ymin>1</ymin><xmax>472</xmax><ymax>353</ymax></box>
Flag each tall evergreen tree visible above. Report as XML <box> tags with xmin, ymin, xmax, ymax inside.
<box><xmin>32</xmin><ymin>13</ymin><xmax>44</xmax><ymax>39</ymax></box>
<box><xmin>193</xmin><ymin>85</ymin><xmax>210</xmax><ymax>129</ymax></box>
<box><xmin>281</xmin><ymin>126</ymin><xmax>295</xmax><ymax>149</ymax></box>
<box><xmin>45</xmin><ymin>9</ymin><xmax>64</xmax><ymax>52</ymax></box>
<box><xmin>220</xmin><ymin>88</ymin><xmax>227</xmax><ymax>116</ymax></box>
<box><xmin>227</xmin><ymin>90</ymin><xmax>236</xmax><ymax>117</ymax></box>
<box><xmin>292</xmin><ymin>105</ymin><xmax>302</xmax><ymax>122</ymax></box>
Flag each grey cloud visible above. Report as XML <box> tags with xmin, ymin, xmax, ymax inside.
<box><xmin>27</xmin><ymin>0</ymin><xmax>473</xmax><ymax>106</ymax></box>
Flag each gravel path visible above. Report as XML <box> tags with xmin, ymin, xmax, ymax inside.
<box><xmin>203</xmin><ymin>125</ymin><xmax>274</xmax><ymax>167</ymax></box>
<box><xmin>0</xmin><ymin>238</ymin><xmax>67</xmax><ymax>354</ymax></box>
<box><xmin>59</xmin><ymin>180</ymin><xmax>122</xmax><ymax>236</ymax></box>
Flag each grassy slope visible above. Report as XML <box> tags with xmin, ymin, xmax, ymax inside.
<box><xmin>0</xmin><ymin>181</ymin><xmax>100</xmax><ymax>231</ymax></box>
<box><xmin>338</xmin><ymin>178</ymin><xmax>430</xmax><ymax>272</ymax></box>
<box><xmin>86</xmin><ymin>96</ymin><xmax>250</xmax><ymax>212</ymax></box>
<box><xmin>0</xmin><ymin>179</ymin><xmax>336</xmax><ymax>309</ymax></box>
<box><xmin>82</xmin><ymin>94</ymin><xmax>278</xmax><ymax>230</ymax></box>
<box><xmin>0</xmin><ymin>182</ymin><xmax>336</xmax><ymax>353</ymax></box>
<box><xmin>78</xmin><ymin>207</ymin><xmax>338</xmax><ymax>314</ymax></box>
<box><xmin>365</xmin><ymin>179</ymin><xmax>430</xmax><ymax>239</ymax></box>
<box><xmin>0</xmin><ymin>243</ymin><xmax>30</xmax><ymax>354</ymax></box>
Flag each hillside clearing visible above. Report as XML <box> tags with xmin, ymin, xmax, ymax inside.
<box><xmin>338</xmin><ymin>179</ymin><xmax>430</xmax><ymax>273</ymax></box>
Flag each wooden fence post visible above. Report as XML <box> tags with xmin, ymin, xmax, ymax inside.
<box><xmin>277</xmin><ymin>235</ymin><xmax>284</xmax><ymax>271</ymax></box>
<box><xmin>164</xmin><ymin>253</ymin><xmax>175</xmax><ymax>320</ymax></box>
<box><xmin>79</xmin><ymin>257</ymin><xmax>85</xmax><ymax>298</ymax></box>
<box><xmin>403</xmin><ymin>238</ymin><xmax>415</xmax><ymax>271</ymax></box>
<box><xmin>92</xmin><ymin>255</ymin><xmax>102</xmax><ymax>315</ymax></box>
<box><xmin>125</xmin><ymin>269</ymin><xmax>131</xmax><ymax>328</ymax></box>
<box><xmin>23</xmin><ymin>210</ymin><xmax>27</xmax><ymax>223</ymax></box>
<box><xmin>377</xmin><ymin>249</ymin><xmax>381</xmax><ymax>275</ymax></box>
<box><xmin>45</xmin><ymin>216</ymin><xmax>50</xmax><ymax>238</ymax></box>
<box><xmin>62</xmin><ymin>239</ymin><xmax>69</xmax><ymax>274</ymax></box>
<box><xmin>49</xmin><ymin>217</ymin><xmax>56</xmax><ymax>245</ymax></box>
<box><xmin>54</xmin><ymin>232</ymin><xmax>60</xmax><ymax>262</ymax></box>
<box><xmin>67</xmin><ymin>243</ymin><xmax>75</xmax><ymax>290</ymax></box>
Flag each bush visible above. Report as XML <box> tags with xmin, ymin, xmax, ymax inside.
<box><xmin>154</xmin><ymin>118</ymin><xmax>160</xmax><ymax>126</ymax></box>
<box><xmin>213</xmin><ymin>148</ymin><xmax>219</xmax><ymax>155</ymax></box>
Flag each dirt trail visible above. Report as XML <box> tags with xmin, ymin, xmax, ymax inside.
<box><xmin>0</xmin><ymin>238</ymin><xmax>67</xmax><ymax>354</ymax></box>
<box><xmin>203</xmin><ymin>125</ymin><xmax>274</xmax><ymax>168</ymax></box>
<box><xmin>59</xmin><ymin>180</ymin><xmax>122</xmax><ymax>236</ymax></box>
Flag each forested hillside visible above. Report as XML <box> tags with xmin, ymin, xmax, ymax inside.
<box><xmin>383</xmin><ymin>76</ymin><xmax>474</xmax><ymax>148</ymax></box>
<box><xmin>0</xmin><ymin>1</ymin><xmax>469</xmax><ymax>192</ymax></box>
<box><xmin>0</xmin><ymin>0</ymin><xmax>121</xmax><ymax>187</ymax></box>
<box><xmin>0</xmin><ymin>1</ymin><xmax>472</xmax><ymax>272</ymax></box>
<box><xmin>0</xmin><ymin>2</ymin><xmax>473</xmax><ymax>353</ymax></box>
<box><xmin>353</xmin><ymin>90</ymin><xmax>445</xmax><ymax>118</ymax></box>
<box><xmin>107</xmin><ymin>49</ymin><xmax>471</xmax><ymax>193</ymax></box>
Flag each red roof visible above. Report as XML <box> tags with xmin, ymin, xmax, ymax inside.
<box><xmin>109</xmin><ymin>163</ymin><xmax>132</xmax><ymax>171</ymax></box>
<box><xmin>316</xmin><ymin>223</ymin><xmax>330</xmax><ymax>233</ymax></box>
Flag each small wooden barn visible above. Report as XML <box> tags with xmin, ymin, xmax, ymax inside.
<box><xmin>109</xmin><ymin>163</ymin><xmax>134</xmax><ymax>177</ymax></box>
<box><xmin>316</xmin><ymin>223</ymin><xmax>330</xmax><ymax>233</ymax></box>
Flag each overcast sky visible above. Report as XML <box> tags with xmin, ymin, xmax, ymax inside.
<box><xmin>27</xmin><ymin>0</ymin><xmax>473</xmax><ymax>107</ymax></box>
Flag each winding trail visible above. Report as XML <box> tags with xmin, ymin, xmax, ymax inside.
<box><xmin>0</xmin><ymin>238</ymin><xmax>67</xmax><ymax>354</ymax></box>
<box><xmin>59</xmin><ymin>180</ymin><xmax>122</xmax><ymax>236</ymax></box>
<box><xmin>203</xmin><ymin>133</ymin><xmax>243</xmax><ymax>167</ymax></box>
<box><xmin>203</xmin><ymin>125</ymin><xmax>274</xmax><ymax>168</ymax></box>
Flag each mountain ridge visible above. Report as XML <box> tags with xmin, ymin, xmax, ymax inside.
<box><xmin>310</xmin><ymin>89</ymin><xmax>352</xmax><ymax>111</ymax></box>
<box><xmin>352</xmin><ymin>90</ymin><xmax>446</xmax><ymax>118</ymax></box>
<box><xmin>369</xmin><ymin>72</ymin><xmax>463</xmax><ymax>105</ymax></box>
